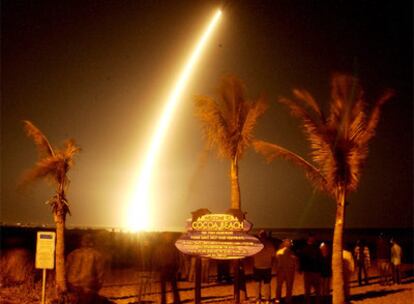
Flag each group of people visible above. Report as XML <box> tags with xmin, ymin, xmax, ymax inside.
<box><xmin>252</xmin><ymin>232</ymin><xmax>404</xmax><ymax>304</ymax></box>
<box><xmin>354</xmin><ymin>234</ymin><xmax>404</xmax><ymax>287</ymax></box>
<box><xmin>252</xmin><ymin>232</ymin><xmax>350</xmax><ymax>304</ymax></box>
<box><xmin>64</xmin><ymin>232</ymin><xmax>404</xmax><ymax>304</ymax></box>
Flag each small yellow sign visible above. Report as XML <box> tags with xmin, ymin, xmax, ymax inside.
<box><xmin>35</xmin><ymin>231</ymin><xmax>56</xmax><ymax>269</ymax></box>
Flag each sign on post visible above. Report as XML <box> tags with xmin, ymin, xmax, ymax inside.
<box><xmin>175</xmin><ymin>209</ymin><xmax>263</xmax><ymax>304</ymax></box>
<box><xmin>36</xmin><ymin>231</ymin><xmax>56</xmax><ymax>269</ymax></box>
<box><xmin>36</xmin><ymin>231</ymin><xmax>56</xmax><ymax>304</ymax></box>
<box><xmin>175</xmin><ymin>210</ymin><xmax>263</xmax><ymax>260</ymax></box>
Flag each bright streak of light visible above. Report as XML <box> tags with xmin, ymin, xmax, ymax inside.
<box><xmin>125</xmin><ymin>9</ymin><xmax>222</xmax><ymax>231</ymax></box>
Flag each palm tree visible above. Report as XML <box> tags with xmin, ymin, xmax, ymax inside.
<box><xmin>194</xmin><ymin>75</ymin><xmax>267</xmax><ymax>211</ymax></box>
<box><xmin>254</xmin><ymin>73</ymin><xmax>393</xmax><ymax>304</ymax></box>
<box><xmin>21</xmin><ymin>120</ymin><xmax>80</xmax><ymax>298</ymax></box>
<box><xmin>194</xmin><ymin>75</ymin><xmax>267</xmax><ymax>304</ymax></box>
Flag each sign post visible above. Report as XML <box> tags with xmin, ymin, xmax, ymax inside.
<box><xmin>175</xmin><ymin>212</ymin><xmax>263</xmax><ymax>259</ymax></box>
<box><xmin>175</xmin><ymin>209</ymin><xmax>263</xmax><ymax>304</ymax></box>
<box><xmin>35</xmin><ymin>231</ymin><xmax>56</xmax><ymax>304</ymax></box>
<box><xmin>195</xmin><ymin>257</ymin><xmax>202</xmax><ymax>304</ymax></box>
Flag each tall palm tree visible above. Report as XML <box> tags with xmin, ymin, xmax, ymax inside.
<box><xmin>21</xmin><ymin>120</ymin><xmax>80</xmax><ymax>298</ymax></box>
<box><xmin>194</xmin><ymin>75</ymin><xmax>267</xmax><ymax>211</ymax></box>
<box><xmin>254</xmin><ymin>73</ymin><xmax>393</xmax><ymax>304</ymax></box>
<box><xmin>194</xmin><ymin>75</ymin><xmax>267</xmax><ymax>304</ymax></box>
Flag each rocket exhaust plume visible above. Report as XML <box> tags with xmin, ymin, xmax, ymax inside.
<box><xmin>125</xmin><ymin>9</ymin><xmax>222</xmax><ymax>231</ymax></box>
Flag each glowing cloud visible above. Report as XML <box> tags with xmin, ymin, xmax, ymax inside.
<box><xmin>125</xmin><ymin>9</ymin><xmax>222</xmax><ymax>231</ymax></box>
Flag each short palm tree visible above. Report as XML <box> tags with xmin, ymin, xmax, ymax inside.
<box><xmin>194</xmin><ymin>75</ymin><xmax>267</xmax><ymax>211</ymax></box>
<box><xmin>21</xmin><ymin>120</ymin><xmax>80</xmax><ymax>298</ymax></box>
<box><xmin>254</xmin><ymin>73</ymin><xmax>393</xmax><ymax>304</ymax></box>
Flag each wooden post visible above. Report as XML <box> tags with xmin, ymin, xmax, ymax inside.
<box><xmin>195</xmin><ymin>257</ymin><xmax>202</xmax><ymax>304</ymax></box>
<box><xmin>234</xmin><ymin>259</ymin><xmax>240</xmax><ymax>304</ymax></box>
<box><xmin>41</xmin><ymin>269</ymin><xmax>46</xmax><ymax>304</ymax></box>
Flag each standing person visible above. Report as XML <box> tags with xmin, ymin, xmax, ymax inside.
<box><xmin>275</xmin><ymin>239</ymin><xmax>297</xmax><ymax>304</ymax></box>
<box><xmin>353</xmin><ymin>240</ymin><xmax>370</xmax><ymax>286</ymax></box>
<box><xmin>343</xmin><ymin>246</ymin><xmax>355</xmax><ymax>303</ymax></box>
<box><xmin>299</xmin><ymin>234</ymin><xmax>322</xmax><ymax>304</ymax></box>
<box><xmin>319</xmin><ymin>242</ymin><xmax>332</xmax><ymax>304</ymax></box>
<box><xmin>376</xmin><ymin>234</ymin><xmax>391</xmax><ymax>285</ymax></box>
<box><xmin>66</xmin><ymin>234</ymin><xmax>106</xmax><ymax>304</ymax></box>
<box><xmin>154</xmin><ymin>232</ymin><xmax>181</xmax><ymax>304</ymax></box>
<box><xmin>390</xmin><ymin>238</ymin><xmax>403</xmax><ymax>284</ymax></box>
<box><xmin>252</xmin><ymin>230</ymin><xmax>276</xmax><ymax>303</ymax></box>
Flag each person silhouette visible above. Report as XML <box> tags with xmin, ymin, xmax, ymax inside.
<box><xmin>376</xmin><ymin>234</ymin><xmax>391</xmax><ymax>285</ymax></box>
<box><xmin>252</xmin><ymin>230</ymin><xmax>275</xmax><ymax>303</ymax></box>
<box><xmin>299</xmin><ymin>234</ymin><xmax>322</xmax><ymax>304</ymax></box>
<box><xmin>390</xmin><ymin>238</ymin><xmax>403</xmax><ymax>284</ymax></box>
<box><xmin>66</xmin><ymin>234</ymin><xmax>106</xmax><ymax>304</ymax></box>
<box><xmin>275</xmin><ymin>239</ymin><xmax>297</xmax><ymax>304</ymax></box>
<box><xmin>154</xmin><ymin>232</ymin><xmax>181</xmax><ymax>304</ymax></box>
<box><xmin>353</xmin><ymin>240</ymin><xmax>370</xmax><ymax>286</ymax></box>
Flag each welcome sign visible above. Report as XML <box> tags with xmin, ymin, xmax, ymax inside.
<box><xmin>175</xmin><ymin>210</ymin><xmax>263</xmax><ymax>259</ymax></box>
<box><xmin>191</xmin><ymin>214</ymin><xmax>246</xmax><ymax>231</ymax></box>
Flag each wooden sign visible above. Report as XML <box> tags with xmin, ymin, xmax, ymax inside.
<box><xmin>175</xmin><ymin>211</ymin><xmax>263</xmax><ymax>260</ymax></box>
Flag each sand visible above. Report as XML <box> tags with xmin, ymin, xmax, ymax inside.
<box><xmin>1</xmin><ymin>264</ymin><xmax>413</xmax><ymax>304</ymax></box>
<box><xmin>99</xmin><ymin>266</ymin><xmax>414</xmax><ymax>304</ymax></box>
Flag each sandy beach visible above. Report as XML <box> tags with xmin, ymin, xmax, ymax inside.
<box><xmin>3</xmin><ymin>263</ymin><xmax>412</xmax><ymax>304</ymax></box>
<box><xmin>99</xmin><ymin>263</ymin><xmax>414</xmax><ymax>304</ymax></box>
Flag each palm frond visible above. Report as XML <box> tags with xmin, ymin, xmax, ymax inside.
<box><xmin>345</xmin><ymin>144</ymin><xmax>368</xmax><ymax>192</ymax></box>
<box><xmin>61</xmin><ymin>139</ymin><xmax>81</xmax><ymax>168</ymax></box>
<box><xmin>219</xmin><ymin>75</ymin><xmax>246</xmax><ymax>128</ymax></box>
<box><xmin>348</xmin><ymin>109</ymin><xmax>367</xmax><ymax>143</ymax></box>
<box><xmin>253</xmin><ymin>140</ymin><xmax>330</xmax><ymax>194</ymax></box>
<box><xmin>345</xmin><ymin>82</ymin><xmax>367</xmax><ymax>141</ymax></box>
<box><xmin>23</xmin><ymin>120</ymin><xmax>55</xmax><ymax>158</ymax></box>
<box><xmin>312</xmin><ymin>139</ymin><xmax>338</xmax><ymax>191</ymax></box>
<box><xmin>327</xmin><ymin>74</ymin><xmax>363</xmax><ymax>133</ymax></box>
<box><xmin>238</xmin><ymin>97</ymin><xmax>268</xmax><ymax>154</ymax></box>
<box><xmin>194</xmin><ymin>95</ymin><xmax>232</xmax><ymax>159</ymax></box>
<box><xmin>344</xmin><ymin>90</ymin><xmax>393</xmax><ymax>191</ymax></box>
<box><xmin>359</xmin><ymin>89</ymin><xmax>394</xmax><ymax>144</ymax></box>
<box><xmin>279</xmin><ymin>97</ymin><xmax>327</xmax><ymax>140</ymax></box>
<box><xmin>292</xmin><ymin>89</ymin><xmax>323</xmax><ymax>119</ymax></box>
<box><xmin>21</xmin><ymin>157</ymin><xmax>62</xmax><ymax>185</ymax></box>
<box><xmin>279</xmin><ymin>96</ymin><xmax>332</xmax><ymax>169</ymax></box>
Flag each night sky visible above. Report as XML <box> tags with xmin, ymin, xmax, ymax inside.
<box><xmin>1</xmin><ymin>0</ymin><xmax>412</xmax><ymax>230</ymax></box>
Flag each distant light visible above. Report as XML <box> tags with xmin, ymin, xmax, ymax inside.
<box><xmin>125</xmin><ymin>9</ymin><xmax>222</xmax><ymax>231</ymax></box>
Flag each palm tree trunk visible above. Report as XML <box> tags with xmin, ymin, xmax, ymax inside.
<box><xmin>332</xmin><ymin>188</ymin><xmax>346</xmax><ymax>304</ymax></box>
<box><xmin>230</xmin><ymin>156</ymin><xmax>241</xmax><ymax>210</ymax></box>
<box><xmin>54</xmin><ymin>206</ymin><xmax>67</xmax><ymax>296</ymax></box>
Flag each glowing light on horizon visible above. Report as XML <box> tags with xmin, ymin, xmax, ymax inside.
<box><xmin>125</xmin><ymin>9</ymin><xmax>222</xmax><ymax>231</ymax></box>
